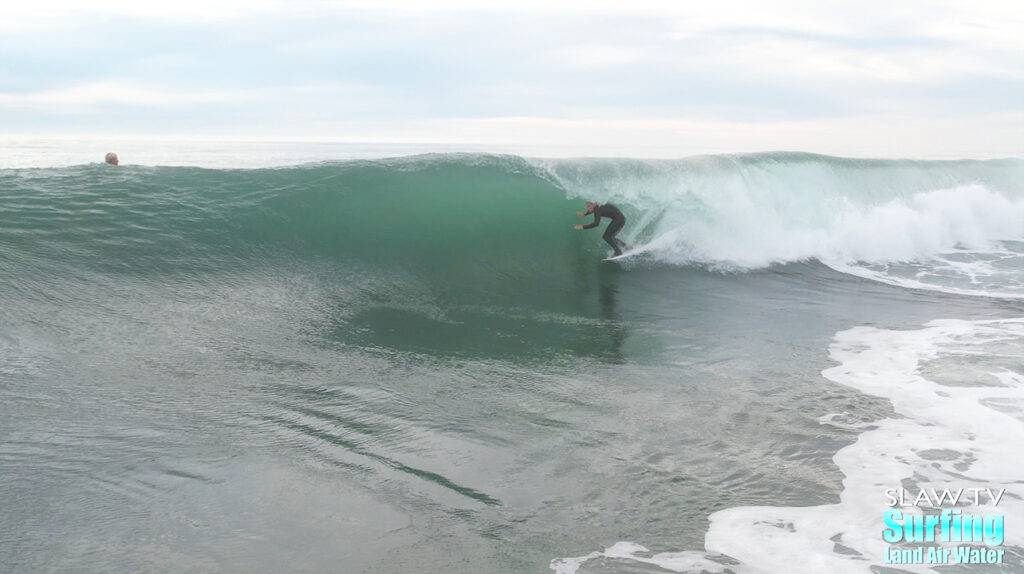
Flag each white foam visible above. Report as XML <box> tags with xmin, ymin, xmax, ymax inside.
<box><xmin>551</xmin><ymin>541</ymin><xmax>729</xmax><ymax>574</ymax></box>
<box><xmin>678</xmin><ymin>183</ymin><xmax>1024</xmax><ymax>296</ymax></box>
<box><xmin>552</xmin><ymin>318</ymin><xmax>1024</xmax><ymax>573</ymax></box>
<box><xmin>672</xmin><ymin>184</ymin><xmax>1024</xmax><ymax>273</ymax></box>
<box><xmin>536</xmin><ymin>156</ymin><xmax>1024</xmax><ymax>293</ymax></box>
<box><xmin>817</xmin><ymin>412</ymin><xmax>876</xmax><ymax>431</ymax></box>
<box><xmin>827</xmin><ymin>255</ymin><xmax>1024</xmax><ymax>299</ymax></box>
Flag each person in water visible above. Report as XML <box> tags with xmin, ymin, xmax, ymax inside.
<box><xmin>104</xmin><ymin>152</ymin><xmax>119</xmax><ymax>165</ymax></box>
<box><xmin>574</xmin><ymin>201</ymin><xmax>628</xmax><ymax>256</ymax></box>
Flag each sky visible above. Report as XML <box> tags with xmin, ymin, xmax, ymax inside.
<box><xmin>1</xmin><ymin>0</ymin><xmax>1022</xmax><ymax>157</ymax></box>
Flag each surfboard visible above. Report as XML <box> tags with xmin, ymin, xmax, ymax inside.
<box><xmin>602</xmin><ymin>250</ymin><xmax>638</xmax><ymax>262</ymax></box>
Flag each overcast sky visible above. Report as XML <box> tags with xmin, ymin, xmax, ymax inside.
<box><xmin>2</xmin><ymin>1</ymin><xmax>1021</xmax><ymax>157</ymax></box>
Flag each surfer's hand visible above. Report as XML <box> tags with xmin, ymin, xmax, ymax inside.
<box><xmin>574</xmin><ymin>225</ymin><xmax>583</xmax><ymax>230</ymax></box>
<box><xmin>576</xmin><ymin>211</ymin><xmax>585</xmax><ymax>217</ymax></box>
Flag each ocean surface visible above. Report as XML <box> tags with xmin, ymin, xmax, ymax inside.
<box><xmin>2</xmin><ymin>145</ymin><xmax>1024</xmax><ymax>573</ymax></box>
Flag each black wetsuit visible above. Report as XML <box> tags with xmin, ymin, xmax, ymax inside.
<box><xmin>582</xmin><ymin>204</ymin><xmax>627</xmax><ymax>256</ymax></box>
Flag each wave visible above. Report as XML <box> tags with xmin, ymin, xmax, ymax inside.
<box><xmin>538</xmin><ymin>153</ymin><xmax>1024</xmax><ymax>296</ymax></box>
<box><xmin>3</xmin><ymin>152</ymin><xmax>1023</xmax><ymax>295</ymax></box>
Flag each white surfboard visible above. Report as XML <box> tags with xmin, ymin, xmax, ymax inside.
<box><xmin>602</xmin><ymin>250</ymin><xmax>638</xmax><ymax>262</ymax></box>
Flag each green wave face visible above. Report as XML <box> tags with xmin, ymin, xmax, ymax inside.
<box><xmin>245</xmin><ymin>156</ymin><xmax>624</xmax><ymax>361</ymax></box>
<box><xmin>257</xmin><ymin>156</ymin><xmax>590</xmax><ymax>265</ymax></box>
<box><xmin>2</xmin><ymin>155</ymin><xmax>606</xmax><ymax>273</ymax></box>
<box><xmin>1</xmin><ymin>155</ymin><xmax>627</xmax><ymax>362</ymax></box>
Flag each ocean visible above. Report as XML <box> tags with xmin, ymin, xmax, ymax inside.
<box><xmin>2</xmin><ymin>145</ymin><xmax>1023</xmax><ymax>573</ymax></box>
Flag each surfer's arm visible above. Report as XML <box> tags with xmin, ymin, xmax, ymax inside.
<box><xmin>581</xmin><ymin>213</ymin><xmax>600</xmax><ymax>229</ymax></box>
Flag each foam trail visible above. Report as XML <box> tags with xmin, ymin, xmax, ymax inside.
<box><xmin>553</xmin><ymin>318</ymin><xmax>1024</xmax><ymax>573</ymax></box>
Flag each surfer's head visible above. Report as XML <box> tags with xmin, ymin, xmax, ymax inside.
<box><xmin>584</xmin><ymin>201</ymin><xmax>596</xmax><ymax>213</ymax></box>
<box><xmin>104</xmin><ymin>152</ymin><xmax>119</xmax><ymax>165</ymax></box>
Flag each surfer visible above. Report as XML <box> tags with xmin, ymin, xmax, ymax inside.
<box><xmin>574</xmin><ymin>201</ymin><xmax>627</xmax><ymax>256</ymax></box>
<box><xmin>104</xmin><ymin>152</ymin><xmax>119</xmax><ymax>165</ymax></box>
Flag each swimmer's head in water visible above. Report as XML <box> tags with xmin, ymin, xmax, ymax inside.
<box><xmin>105</xmin><ymin>152</ymin><xmax>119</xmax><ymax>165</ymax></box>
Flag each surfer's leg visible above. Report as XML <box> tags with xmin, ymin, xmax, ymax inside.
<box><xmin>603</xmin><ymin>221</ymin><xmax>625</xmax><ymax>256</ymax></box>
<box><xmin>611</xmin><ymin>216</ymin><xmax>627</xmax><ymax>250</ymax></box>
<box><xmin>603</xmin><ymin>235</ymin><xmax>622</xmax><ymax>256</ymax></box>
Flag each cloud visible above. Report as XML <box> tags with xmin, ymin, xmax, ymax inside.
<box><xmin>553</xmin><ymin>44</ymin><xmax>651</xmax><ymax>69</ymax></box>
<box><xmin>0</xmin><ymin>0</ymin><xmax>285</xmax><ymax>28</ymax></box>
<box><xmin>1</xmin><ymin>1</ymin><xmax>1021</xmax><ymax>156</ymax></box>
<box><xmin>0</xmin><ymin>81</ymin><xmax>234</xmax><ymax>108</ymax></box>
<box><xmin>347</xmin><ymin>113</ymin><xmax>1024</xmax><ymax>158</ymax></box>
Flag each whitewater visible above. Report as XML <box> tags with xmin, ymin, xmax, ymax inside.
<box><xmin>2</xmin><ymin>146</ymin><xmax>1023</xmax><ymax>573</ymax></box>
